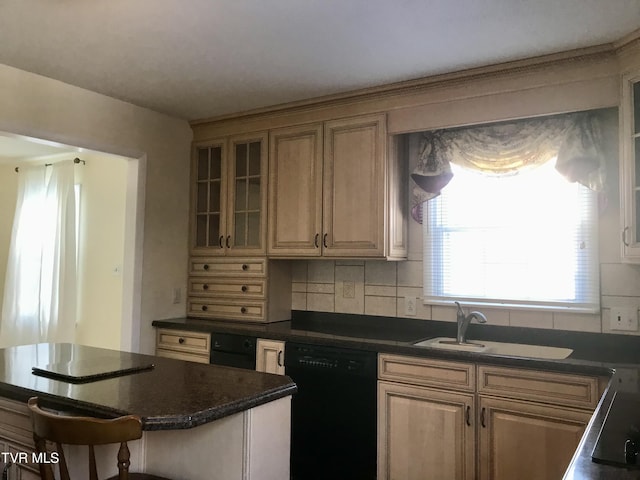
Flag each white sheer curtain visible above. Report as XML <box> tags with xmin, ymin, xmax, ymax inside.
<box><xmin>1</xmin><ymin>161</ymin><xmax>77</xmax><ymax>347</ymax></box>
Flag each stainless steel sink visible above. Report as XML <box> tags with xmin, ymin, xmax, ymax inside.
<box><xmin>412</xmin><ymin>337</ymin><xmax>573</xmax><ymax>360</ymax></box>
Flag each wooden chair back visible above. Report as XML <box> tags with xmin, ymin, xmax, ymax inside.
<box><xmin>28</xmin><ymin>396</ymin><xmax>143</xmax><ymax>480</ymax></box>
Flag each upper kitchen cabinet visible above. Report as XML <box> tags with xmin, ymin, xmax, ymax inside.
<box><xmin>192</xmin><ymin>132</ymin><xmax>268</xmax><ymax>256</ymax></box>
<box><xmin>268</xmin><ymin>123</ymin><xmax>324</xmax><ymax>256</ymax></box>
<box><xmin>268</xmin><ymin>114</ymin><xmax>407</xmax><ymax>259</ymax></box>
<box><xmin>620</xmin><ymin>69</ymin><xmax>640</xmax><ymax>262</ymax></box>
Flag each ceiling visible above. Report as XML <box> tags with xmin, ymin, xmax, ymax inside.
<box><xmin>0</xmin><ymin>1</ymin><xmax>639</xmax><ymax>121</ymax></box>
<box><xmin>0</xmin><ymin>133</ymin><xmax>80</xmax><ymax>165</ymax></box>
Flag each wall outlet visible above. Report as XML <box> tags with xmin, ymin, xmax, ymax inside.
<box><xmin>610</xmin><ymin>306</ymin><xmax>638</xmax><ymax>331</ymax></box>
<box><xmin>404</xmin><ymin>297</ymin><xmax>417</xmax><ymax>316</ymax></box>
<box><xmin>172</xmin><ymin>287</ymin><xmax>182</xmax><ymax>305</ymax></box>
<box><xmin>343</xmin><ymin>281</ymin><xmax>355</xmax><ymax>299</ymax></box>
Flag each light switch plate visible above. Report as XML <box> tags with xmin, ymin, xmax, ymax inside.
<box><xmin>610</xmin><ymin>306</ymin><xmax>638</xmax><ymax>331</ymax></box>
<box><xmin>343</xmin><ymin>281</ymin><xmax>355</xmax><ymax>299</ymax></box>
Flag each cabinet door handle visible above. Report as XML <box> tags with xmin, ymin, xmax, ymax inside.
<box><xmin>2</xmin><ymin>462</ymin><xmax>12</xmax><ymax>480</ymax></box>
<box><xmin>314</xmin><ymin>233</ymin><xmax>319</xmax><ymax>248</ymax></box>
<box><xmin>466</xmin><ymin>405</ymin><xmax>471</xmax><ymax>426</ymax></box>
<box><xmin>481</xmin><ymin>407</ymin><xmax>486</xmax><ymax>428</ymax></box>
<box><xmin>323</xmin><ymin>233</ymin><xmax>328</xmax><ymax>248</ymax></box>
<box><xmin>219</xmin><ymin>235</ymin><xmax>224</xmax><ymax>248</ymax></box>
<box><xmin>226</xmin><ymin>235</ymin><xmax>231</xmax><ymax>248</ymax></box>
<box><xmin>277</xmin><ymin>350</ymin><xmax>283</xmax><ymax>367</ymax></box>
<box><xmin>623</xmin><ymin>226</ymin><xmax>630</xmax><ymax>247</ymax></box>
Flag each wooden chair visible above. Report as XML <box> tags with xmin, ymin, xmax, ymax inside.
<box><xmin>28</xmin><ymin>397</ymin><xmax>172</xmax><ymax>480</ymax></box>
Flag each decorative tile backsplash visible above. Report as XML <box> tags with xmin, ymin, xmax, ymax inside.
<box><xmin>290</xmin><ymin>255</ymin><xmax>640</xmax><ymax>334</ymax></box>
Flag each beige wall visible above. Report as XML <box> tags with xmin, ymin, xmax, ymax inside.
<box><xmin>0</xmin><ymin>64</ymin><xmax>192</xmax><ymax>354</ymax></box>
<box><xmin>0</xmin><ymin>165</ymin><xmax>17</xmax><ymax>317</ymax></box>
<box><xmin>74</xmin><ymin>152</ymin><xmax>128</xmax><ymax>349</ymax></box>
<box><xmin>291</xmin><ymin>109</ymin><xmax>640</xmax><ymax>336</ymax></box>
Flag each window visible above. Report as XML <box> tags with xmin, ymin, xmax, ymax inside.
<box><xmin>423</xmin><ymin>159</ymin><xmax>599</xmax><ymax>312</ymax></box>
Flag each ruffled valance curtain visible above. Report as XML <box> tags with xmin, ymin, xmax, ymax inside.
<box><xmin>410</xmin><ymin>111</ymin><xmax>606</xmax><ymax>222</ymax></box>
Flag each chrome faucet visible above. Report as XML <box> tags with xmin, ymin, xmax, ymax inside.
<box><xmin>455</xmin><ymin>301</ymin><xmax>487</xmax><ymax>344</ymax></box>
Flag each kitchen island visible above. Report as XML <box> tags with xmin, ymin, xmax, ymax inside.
<box><xmin>0</xmin><ymin>343</ymin><xmax>296</xmax><ymax>479</ymax></box>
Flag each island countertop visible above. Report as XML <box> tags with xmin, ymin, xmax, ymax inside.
<box><xmin>0</xmin><ymin>343</ymin><xmax>296</xmax><ymax>431</ymax></box>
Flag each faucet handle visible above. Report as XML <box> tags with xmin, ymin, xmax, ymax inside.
<box><xmin>454</xmin><ymin>301</ymin><xmax>465</xmax><ymax>318</ymax></box>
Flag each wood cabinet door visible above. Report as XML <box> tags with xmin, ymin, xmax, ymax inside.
<box><xmin>226</xmin><ymin>131</ymin><xmax>268</xmax><ymax>256</ymax></box>
<box><xmin>191</xmin><ymin>139</ymin><xmax>228</xmax><ymax>256</ymax></box>
<box><xmin>478</xmin><ymin>396</ymin><xmax>591</xmax><ymax>480</ymax></box>
<box><xmin>255</xmin><ymin>339</ymin><xmax>285</xmax><ymax>375</ymax></box>
<box><xmin>620</xmin><ymin>70</ymin><xmax>640</xmax><ymax>261</ymax></box>
<box><xmin>378</xmin><ymin>381</ymin><xmax>475</xmax><ymax>480</ymax></box>
<box><xmin>268</xmin><ymin>123</ymin><xmax>323</xmax><ymax>256</ymax></box>
<box><xmin>323</xmin><ymin>114</ymin><xmax>386</xmax><ymax>257</ymax></box>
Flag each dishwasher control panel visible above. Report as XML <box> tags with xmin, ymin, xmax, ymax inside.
<box><xmin>285</xmin><ymin>343</ymin><xmax>377</xmax><ymax>377</ymax></box>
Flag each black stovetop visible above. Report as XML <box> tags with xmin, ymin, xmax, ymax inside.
<box><xmin>592</xmin><ymin>391</ymin><xmax>640</xmax><ymax>468</ymax></box>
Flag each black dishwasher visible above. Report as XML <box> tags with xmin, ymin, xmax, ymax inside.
<box><xmin>285</xmin><ymin>342</ymin><xmax>377</xmax><ymax>480</ymax></box>
<box><xmin>209</xmin><ymin>333</ymin><xmax>256</xmax><ymax>369</ymax></box>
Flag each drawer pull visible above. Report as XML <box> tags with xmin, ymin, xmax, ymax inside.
<box><xmin>201</xmin><ymin>305</ymin><xmax>208</xmax><ymax>312</ymax></box>
<box><xmin>623</xmin><ymin>227</ymin><xmax>630</xmax><ymax>247</ymax></box>
<box><xmin>242</xmin><ymin>264</ymin><xmax>248</xmax><ymax>271</ymax></box>
<box><xmin>203</xmin><ymin>284</ymin><xmax>209</xmax><ymax>290</ymax></box>
<box><xmin>241</xmin><ymin>285</ymin><xmax>248</xmax><ymax>293</ymax></box>
<box><xmin>203</xmin><ymin>264</ymin><xmax>209</xmax><ymax>271</ymax></box>
<box><xmin>178</xmin><ymin>337</ymin><xmax>185</xmax><ymax>345</ymax></box>
<box><xmin>240</xmin><ymin>307</ymin><xmax>247</xmax><ymax>314</ymax></box>
<box><xmin>466</xmin><ymin>405</ymin><xmax>471</xmax><ymax>426</ymax></box>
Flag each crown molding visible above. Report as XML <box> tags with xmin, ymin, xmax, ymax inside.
<box><xmin>190</xmin><ymin>43</ymin><xmax>616</xmax><ymax>127</ymax></box>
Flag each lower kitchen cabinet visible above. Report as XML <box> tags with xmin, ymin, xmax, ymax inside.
<box><xmin>377</xmin><ymin>354</ymin><xmax>603</xmax><ymax>480</ymax></box>
<box><xmin>477</xmin><ymin>396</ymin><xmax>590</xmax><ymax>480</ymax></box>
<box><xmin>155</xmin><ymin>328</ymin><xmax>211</xmax><ymax>364</ymax></box>
<box><xmin>255</xmin><ymin>338</ymin><xmax>285</xmax><ymax>375</ymax></box>
<box><xmin>378</xmin><ymin>381</ymin><xmax>475</xmax><ymax>480</ymax></box>
<box><xmin>0</xmin><ymin>398</ymin><xmax>40</xmax><ymax>480</ymax></box>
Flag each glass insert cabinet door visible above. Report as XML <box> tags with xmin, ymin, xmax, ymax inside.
<box><xmin>621</xmin><ymin>72</ymin><xmax>640</xmax><ymax>262</ymax></box>
<box><xmin>194</xmin><ymin>141</ymin><xmax>226</xmax><ymax>251</ymax></box>
<box><xmin>191</xmin><ymin>132</ymin><xmax>268</xmax><ymax>255</ymax></box>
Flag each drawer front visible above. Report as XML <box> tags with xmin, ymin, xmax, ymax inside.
<box><xmin>188</xmin><ymin>298</ymin><xmax>266</xmax><ymax>322</ymax></box>
<box><xmin>477</xmin><ymin>365</ymin><xmax>601</xmax><ymax>409</ymax></box>
<box><xmin>189</xmin><ymin>257</ymin><xmax>266</xmax><ymax>277</ymax></box>
<box><xmin>156</xmin><ymin>329</ymin><xmax>210</xmax><ymax>355</ymax></box>
<box><xmin>0</xmin><ymin>398</ymin><xmax>33</xmax><ymax>448</ymax></box>
<box><xmin>378</xmin><ymin>354</ymin><xmax>475</xmax><ymax>392</ymax></box>
<box><xmin>156</xmin><ymin>348</ymin><xmax>210</xmax><ymax>364</ymax></box>
<box><xmin>189</xmin><ymin>277</ymin><xmax>266</xmax><ymax>299</ymax></box>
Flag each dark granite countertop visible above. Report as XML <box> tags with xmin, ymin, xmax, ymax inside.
<box><xmin>0</xmin><ymin>343</ymin><xmax>296</xmax><ymax>431</ymax></box>
<box><xmin>153</xmin><ymin>311</ymin><xmax>640</xmax><ymax>479</ymax></box>
<box><xmin>153</xmin><ymin>311</ymin><xmax>640</xmax><ymax>375</ymax></box>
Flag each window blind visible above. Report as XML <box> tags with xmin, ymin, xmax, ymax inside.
<box><xmin>423</xmin><ymin>160</ymin><xmax>600</xmax><ymax>312</ymax></box>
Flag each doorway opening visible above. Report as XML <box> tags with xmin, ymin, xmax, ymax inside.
<box><xmin>0</xmin><ymin>132</ymin><xmax>143</xmax><ymax>351</ymax></box>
